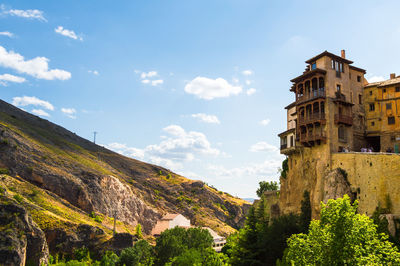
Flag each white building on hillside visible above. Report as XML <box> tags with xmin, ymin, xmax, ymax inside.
<box><xmin>151</xmin><ymin>213</ymin><xmax>190</xmax><ymax>236</ymax></box>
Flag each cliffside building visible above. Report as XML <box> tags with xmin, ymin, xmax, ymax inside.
<box><xmin>278</xmin><ymin>50</ymin><xmax>400</xmax><ymax>219</ymax></box>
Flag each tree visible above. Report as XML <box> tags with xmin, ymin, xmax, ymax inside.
<box><xmin>284</xmin><ymin>195</ymin><xmax>400</xmax><ymax>265</ymax></box>
<box><xmin>154</xmin><ymin>227</ymin><xmax>213</xmax><ymax>266</ymax></box>
<box><xmin>135</xmin><ymin>223</ymin><xmax>143</xmax><ymax>239</ymax></box>
<box><xmin>299</xmin><ymin>190</ymin><xmax>311</xmax><ymax>232</ymax></box>
<box><xmin>117</xmin><ymin>240</ymin><xmax>154</xmax><ymax>266</ymax></box>
<box><xmin>256</xmin><ymin>181</ymin><xmax>279</xmax><ymax>198</ymax></box>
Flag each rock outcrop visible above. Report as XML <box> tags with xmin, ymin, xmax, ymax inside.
<box><xmin>0</xmin><ymin>203</ymin><xmax>49</xmax><ymax>266</ymax></box>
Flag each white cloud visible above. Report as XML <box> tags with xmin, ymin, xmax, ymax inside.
<box><xmin>151</xmin><ymin>79</ymin><xmax>163</xmax><ymax>86</ymax></box>
<box><xmin>55</xmin><ymin>26</ymin><xmax>83</xmax><ymax>41</ymax></box>
<box><xmin>32</xmin><ymin>109</ymin><xmax>50</xmax><ymax>117</ymax></box>
<box><xmin>61</xmin><ymin>108</ymin><xmax>76</xmax><ymax>119</ymax></box>
<box><xmin>242</xmin><ymin>70</ymin><xmax>253</xmax><ymax>76</ymax></box>
<box><xmin>367</xmin><ymin>76</ymin><xmax>385</xmax><ymax>83</ymax></box>
<box><xmin>141</xmin><ymin>71</ymin><xmax>157</xmax><ymax>79</ymax></box>
<box><xmin>141</xmin><ymin>79</ymin><xmax>150</xmax><ymax>84</ymax></box>
<box><xmin>208</xmin><ymin>159</ymin><xmax>283</xmax><ymax>178</ymax></box>
<box><xmin>105</xmin><ymin>125</ymin><xmax>219</xmax><ymax>171</ymax></box>
<box><xmin>104</xmin><ymin>142</ymin><xmax>145</xmax><ymax>160</ymax></box>
<box><xmin>245</xmin><ymin>80</ymin><xmax>252</xmax><ymax>85</ymax></box>
<box><xmin>259</xmin><ymin>118</ymin><xmax>270</xmax><ymax>126</ymax></box>
<box><xmin>0</xmin><ymin>31</ymin><xmax>13</xmax><ymax>37</ymax></box>
<box><xmin>184</xmin><ymin>76</ymin><xmax>242</xmax><ymax>100</ymax></box>
<box><xmin>3</xmin><ymin>7</ymin><xmax>46</xmax><ymax>22</ymax></box>
<box><xmin>191</xmin><ymin>113</ymin><xmax>220</xmax><ymax>124</ymax></box>
<box><xmin>250</xmin><ymin>141</ymin><xmax>279</xmax><ymax>153</ymax></box>
<box><xmin>0</xmin><ymin>46</ymin><xmax>71</xmax><ymax>80</ymax></box>
<box><xmin>88</xmin><ymin>70</ymin><xmax>99</xmax><ymax>75</ymax></box>
<box><xmin>0</xmin><ymin>74</ymin><xmax>26</xmax><ymax>85</ymax></box>
<box><xmin>246</xmin><ymin>88</ymin><xmax>256</xmax><ymax>95</ymax></box>
<box><xmin>12</xmin><ymin>96</ymin><xmax>54</xmax><ymax>110</ymax></box>
<box><xmin>232</xmin><ymin>77</ymin><xmax>239</xmax><ymax>83</ymax></box>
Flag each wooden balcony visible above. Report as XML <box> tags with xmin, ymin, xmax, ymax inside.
<box><xmin>334</xmin><ymin>114</ymin><xmax>353</xmax><ymax>126</ymax></box>
<box><xmin>299</xmin><ymin>131</ymin><xmax>326</xmax><ymax>143</ymax></box>
<box><xmin>298</xmin><ymin>112</ymin><xmax>326</xmax><ymax>126</ymax></box>
<box><xmin>297</xmin><ymin>90</ymin><xmax>325</xmax><ymax>104</ymax></box>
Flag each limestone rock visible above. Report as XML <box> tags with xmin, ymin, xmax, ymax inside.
<box><xmin>323</xmin><ymin>168</ymin><xmax>352</xmax><ymax>203</ymax></box>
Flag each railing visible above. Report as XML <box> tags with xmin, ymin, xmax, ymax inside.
<box><xmin>298</xmin><ymin>112</ymin><xmax>326</xmax><ymax>126</ymax></box>
<box><xmin>280</xmin><ymin>144</ymin><xmax>287</xmax><ymax>150</ymax></box>
<box><xmin>299</xmin><ymin>132</ymin><xmax>326</xmax><ymax>142</ymax></box>
<box><xmin>334</xmin><ymin>114</ymin><xmax>353</xmax><ymax>125</ymax></box>
<box><xmin>297</xmin><ymin>90</ymin><xmax>325</xmax><ymax>103</ymax></box>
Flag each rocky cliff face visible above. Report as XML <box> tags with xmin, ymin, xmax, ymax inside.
<box><xmin>0</xmin><ymin>99</ymin><xmax>249</xmax><ymax>261</ymax></box>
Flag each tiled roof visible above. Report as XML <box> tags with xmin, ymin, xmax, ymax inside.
<box><xmin>161</xmin><ymin>213</ymin><xmax>180</xmax><ymax>220</ymax></box>
<box><xmin>365</xmin><ymin>77</ymin><xmax>400</xmax><ymax>88</ymax></box>
<box><xmin>151</xmin><ymin>220</ymin><xmax>170</xmax><ymax>236</ymax></box>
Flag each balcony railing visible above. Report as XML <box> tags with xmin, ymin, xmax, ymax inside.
<box><xmin>298</xmin><ymin>112</ymin><xmax>326</xmax><ymax>126</ymax></box>
<box><xmin>334</xmin><ymin>114</ymin><xmax>353</xmax><ymax>126</ymax></box>
<box><xmin>280</xmin><ymin>144</ymin><xmax>287</xmax><ymax>150</ymax></box>
<box><xmin>297</xmin><ymin>90</ymin><xmax>325</xmax><ymax>103</ymax></box>
<box><xmin>299</xmin><ymin>132</ymin><xmax>326</xmax><ymax>143</ymax></box>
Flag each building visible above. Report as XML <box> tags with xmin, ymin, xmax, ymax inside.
<box><xmin>151</xmin><ymin>213</ymin><xmax>190</xmax><ymax>236</ymax></box>
<box><xmin>202</xmin><ymin>227</ymin><xmax>226</xmax><ymax>252</ymax></box>
<box><xmin>277</xmin><ymin>50</ymin><xmax>400</xmax><ymax>221</ymax></box>
<box><xmin>364</xmin><ymin>74</ymin><xmax>400</xmax><ymax>152</ymax></box>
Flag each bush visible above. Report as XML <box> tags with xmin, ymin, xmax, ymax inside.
<box><xmin>0</xmin><ymin>168</ymin><xmax>10</xmax><ymax>175</ymax></box>
<box><xmin>13</xmin><ymin>194</ymin><xmax>24</xmax><ymax>204</ymax></box>
<box><xmin>118</xmin><ymin>240</ymin><xmax>154</xmax><ymax>266</ymax></box>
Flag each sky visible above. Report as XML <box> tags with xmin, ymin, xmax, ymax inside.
<box><xmin>1</xmin><ymin>0</ymin><xmax>400</xmax><ymax>198</ymax></box>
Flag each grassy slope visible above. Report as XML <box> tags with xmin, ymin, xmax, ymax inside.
<box><xmin>0</xmin><ymin>105</ymin><xmax>249</xmax><ymax>237</ymax></box>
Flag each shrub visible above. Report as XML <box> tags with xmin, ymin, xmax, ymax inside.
<box><xmin>13</xmin><ymin>194</ymin><xmax>24</xmax><ymax>204</ymax></box>
<box><xmin>0</xmin><ymin>168</ymin><xmax>10</xmax><ymax>175</ymax></box>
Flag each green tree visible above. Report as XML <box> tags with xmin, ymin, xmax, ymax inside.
<box><xmin>299</xmin><ymin>190</ymin><xmax>311</xmax><ymax>232</ymax></box>
<box><xmin>154</xmin><ymin>227</ymin><xmax>213</xmax><ymax>266</ymax></box>
<box><xmin>100</xmin><ymin>251</ymin><xmax>119</xmax><ymax>266</ymax></box>
<box><xmin>284</xmin><ymin>195</ymin><xmax>400</xmax><ymax>265</ymax></box>
<box><xmin>256</xmin><ymin>181</ymin><xmax>279</xmax><ymax>198</ymax></box>
<box><xmin>135</xmin><ymin>223</ymin><xmax>143</xmax><ymax>239</ymax></box>
<box><xmin>117</xmin><ymin>240</ymin><xmax>154</xmax><ymax>266</ymax></box>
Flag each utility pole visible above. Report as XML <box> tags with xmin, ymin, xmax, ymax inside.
<box><xmin>113</xmin><ymin>210</ymin><xmax>117</xmax><ymax>236</ymax></box>
<box><xmin>93</xmin><ymin>131</ymin><xmax>97</xmax><ymax>144</ymax></box>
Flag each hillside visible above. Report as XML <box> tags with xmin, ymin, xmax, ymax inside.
<box><xmin>0</xmin><ymin>99</ymin><xmax>250</xmax><ymax>257</ymax></box>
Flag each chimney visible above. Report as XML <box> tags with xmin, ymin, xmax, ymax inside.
<box><xmin>390</xmin><ymin>73</ymin><xmax>396</xmax><ymax>79</ymax></box>
<box><xmin>341</xmin><ymin>50</ymin><xmax>346</xmax><ymax>59</ymax></box>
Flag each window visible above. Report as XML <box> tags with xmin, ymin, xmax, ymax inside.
<box><xmin>336</xmin><ymin>84</ymin><xmax>341</xmax><ymax>92</ymax></box>
<box><xmin>332</xmin><ymin>59</ymin><xmax>344</xmax><ymax>73</ymax></box>
<box><xmin>396</xmin><ymin>87</ymin><xmax>400</xmax><ymax>92</ymax></box>
<box><xmin>386</xmin><ymin>103</ymin><xmax>392</xmax><ymax>110</ymax></box>
<box><xmin>290</xmin><ymin>135</ymin><xmax>294</xmax><ymax>147</ymax></box>
<box><xmin>338</xmin><ymin>127</ymin><xmax>346</xmax><ymax>141</ymax></box>
<box><xmin>369</xmin><ymin>90</ymin><xmax>372</xmax><ymax>95</ymax></box>
<box><xmin>357</xmin><ymin>76</ymin><xmax>361</xmax><ymax>82</ymax></box>
<box><xmin>369</xmin><ymin>103</ymin><xmax>375</xmax><ymax>111</ymax></box>
<box><xmin>388</xmin><ymin>116</ymin><xmax>395</xmax><ymax>125</ymax></box>
<box><xmin>391</xmin><ymin>136</ymin><xmax>396</xmax><ymax>142</ymax></box>
<box><xmin>383</xmin><ymin>88</ymin><xmax>386</xmax><ymax>93</ymax></box>
<box><xmin>371</xmin><ymin>121</ymin><xmax>375</xmax><ymax>126</ymax></box>
<box><xmin>311</xmin><ymin>62</ymin><xmax>316</xmax><ymax>70</ymax></box>
<box><xmin>331</xmin><ymin>59</ymin><xmax>335</xmax><ymax>69</ymax></box>
<box><xmin>358</xmin><ymin>94</ymin><xmax>362</xmax><ymax>104</ymax></box>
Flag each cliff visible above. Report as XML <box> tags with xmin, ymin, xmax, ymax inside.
<box><xmin>0</xmin><ymin>99</ymin><xmax>250</xmax><ymax>262</ymax></box>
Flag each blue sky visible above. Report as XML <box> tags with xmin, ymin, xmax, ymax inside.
<box><xmin>1</xmin><ymin>0</ymin><xmax>400</xmax><ymax>198</ymax></box>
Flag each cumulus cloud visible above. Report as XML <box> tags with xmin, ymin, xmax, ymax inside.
<box><xmin>184</xmin><ymin>77</ymin><xmax>242</xmax><ymax>100</ymax></box>
<box><xmin>0</xmin><ymin>31</ymin><xmax>13</xmax><ymax>37</ymax></box>
<box><xmin>246</xmin><ymin>88</ymin><xmax>256</xmax><ymax>95</ymax></box>
<box><xmin>259</xmin><ymin>118</ymin><xmax>270</xmax><ymax>126</ymax></box>
<box><xmin>88</xmin><ymin>70</ymin><xmax>99</xmax><ymax>75</ymax></box>
<box><xmin>137</xmin><ymin>70</ymin><xmax>163</xmax><ymax>86</ymax></box>
<box><xmin>61</xmin><ymin>108</ymin><xmax>76</xmax><ymax>119</ymax></box>
<box><xmin>55</xmin><ymin>26</ymin><xmax>82</xmax><ymax>41</ymax></box>
<box><xmin>32</xmin><ymin>109</ymin><xmax>50</xmax><ymax>117</ymax></box>
<box><xmin>242</xmin><ymin>70</ymin><xmax>253</xmax><ymax>76</ymax></box>
<box><xmin>191</xmin><ymin>113</ymin><xmax>220</xmax><ymax>124</ymax></box>
<box><xmin>249</xmin><ymin>141</ymin><xmax>279</xmax><ymax>153</ymax></box>
<box><xmin>245</xmin><ymin>80</ymin><xmax>252</xmax><ymax>85</ymax></box>
<box><xmin>12</xmin><ymin>96</ymin><xmax>54</xmax><ymax>110</ymax></box>
<box><xmin>105</xmin><ymin>125</ymin><xmax>219</xmax><ymax>171</ymax></box>
<box><xmin>0</xmin><ymin>46</ymin><xmax>71</xmax><ymax>80</ymax></box>
<box><xmin>151</xmin><ymin>79</ymin><xmax>163</xmax><ymax>86</ymax></box>
<box><xmin>208</xmin><ymin>159</ymin><xmax>282</xmax><ymax>178</ymax></box>
<box><xmin>0</xmin><ymin>74</ymin><xmax>26</xmax><ymax>85</ymax></box>
<box><xmin>2</xmin><ymin>7</ymin><xmax>47</xmax><ymax>22</ymax></box>
<box><xmin>367</xmin><ymin>76</ymin><xmax>385</xmax><ymax>83</ymax></box>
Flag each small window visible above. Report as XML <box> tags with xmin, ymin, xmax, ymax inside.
<box><xmin>369</xmin><ymin>103</ymin><xmax>375</xmax><ymax>111</ymax></box>
<box><xmin>387</xmin><ymin>103</ymin><xmax>392</xmax><ymax>110</ymax></box>
<box><xmin>311</xmin><ymin>63</ymin><xmax>316</xmax><ymax>70</ymax></box>
<box><xmin>391</xmin><ymin>136</ymin><xmax>396</xmax><ymax>142</ymax></box>
<box><xmin>331</xmin><ymin>59</ymin><xmax>335</xmax><ymax>69</ymax></box>
<box><xmin>371</xmin><ymin>121</ymin><xmax>375</xmax><ymax>126</ymax></box>
<box><xmin>336</xmin><ymin>84</ymin><xmax>341</xmax><ymax>92</ymax></box>
<box><xmin>358</xmin><ymin>95</ymin><xmax>362</xmax><ymax>104</ymax></box>
<box><xmin>388</xmin><ymin>116</ymin><xmax>395</xmax><ymax>125</ymax></box>
<box><xmin>338</xmin><ymin>127</ymin><xmax>346</xmax><ymax>141</ymax></box>
<box><xmin>396</xmin><ymin>87</ymin><xmax>400</xmax><ymax>92</ymax></box>
<box><xmin>369</xmin><ymin>91</ymin><xmax>372</xmax><ymax>95</ymax></box>
<box><xmin>357</xmin><ymin>76</ymin><xmax>361</xmax><ymax>82</ymax></box>
<box><xmin>383</xmin><ymin>88</ymin><xmax>387</xmax><ymax>93</ymax></box>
